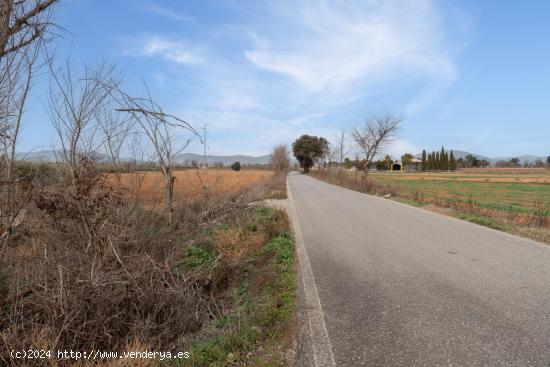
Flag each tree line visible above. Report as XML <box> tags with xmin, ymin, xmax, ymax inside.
<box><xmin>420</xmin><ymin>148</ymin><xmax>457</xmax><ymax>171</ymax></box>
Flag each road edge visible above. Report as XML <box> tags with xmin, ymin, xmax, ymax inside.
<box><xmin>286</xmin><ymin>173</ymin><xmax>336</xmax><ymax>367</ymax></box>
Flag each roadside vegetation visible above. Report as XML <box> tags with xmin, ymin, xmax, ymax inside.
<box><xmin>1</xmin><ymin>1</ymin><xmax>296</xmax><ymax>365</ymax></box>
<box><xmin>1</xmin><ymin>158</ymin><xmax>295</xmax><ymax>366</ymax></box>
<box><xmin>180</xmin><ymin>207</ymin><xmax>294</xmax><ymax>366</ymax></box>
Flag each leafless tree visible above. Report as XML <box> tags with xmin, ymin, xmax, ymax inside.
<box><xmin>334</xmin><ymin>128</ymin><xmax>347</xmax><ymax>164</ymax></box>
<box><xmin>0</xmin><ymin>0</ymin><xmax>57</xmax><ymax>59</ymax></box>
<box><xmin>95</xmin><ymin>95</ymin><xmax>133</xmax><ymax>182</ymax></box>
<box><xmin>113</xmin><ymin>86</ymin><xmax>200</xmax><ymax>223</ymax></box>
<box><xmin>270</xmin><ymin>144</ymin><xmax>290</xmax><ymax>172</ymax></box>
<box><xmin>0</xmin><ymin>1</ymin><xmax>58</xmax><ymax>258</ymax></box>
<box><xmin>49</xmin><ymin>60</ymin><xmax>118</xmax><ymax>171</ymax></box>
<box><xmin>0</xmin><ymin>45</ymin><xmax>40</xmax><ymax>257</ymax></box>
<box><xmin>351</xmin><ymin>112</ymin><xmax>402</xmax><ymax>178</ymax></box>
<box><xmin>48</xmin><ymin>60</ymin><xmax>119</xmax><ymax>249</ymax></box>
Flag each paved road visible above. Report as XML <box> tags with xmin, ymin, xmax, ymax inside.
<box><xmin>288</xmin><ymin>172</ymin><xmax>550</xmax><ymax>367</ymax></box>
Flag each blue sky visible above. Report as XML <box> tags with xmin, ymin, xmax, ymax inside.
<box><xmin>21</xmin><ymin>0</ymin><xmax>550</xmax><ymax>158</ymax></box>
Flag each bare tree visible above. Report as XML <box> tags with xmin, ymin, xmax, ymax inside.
<box><xmin>0</xmin><ymin>44</ymin><xmax>40</xmax><ymax>256</ymax></box>
<box><xmin>49</xmin><ymin>60</ymin><xmax>117</xmax><ymax>172</ymax></box>
<box><xmin>48</xmin><ymin>60</ymin><xmax>118</xmax><ymax>249</ymax></box>
<box><xmin>334</xmin><ymin>128</ymin><xmax>347</xmax><ymax>164</ymax></box>
<box><xmin>0</xmin><ymin>1</ymin><xmax>58</xmax><ymax>258</ymax></box>
<box><xmin>0</xmin><ymin>0</ymin><xmax>57</xmax><ymax>59</ymax></box>
<box><xmin>113</xmin><ymin>86</ymin><xmax>200</xmax><ymax>223</ymax></box>
<box><xmin>270</xmin><ymin>144</ymin><xmax>290</xmax><ymax>172</ymax></box>
<box><xmin>351</xmin><ymin>112</ymin><xmax>402</xmax><ymax>178</ymax></box>
<box><xmin>96</xmin><ymin>96</ymin><xmax>133</xmax><ymax>182</ymax></box>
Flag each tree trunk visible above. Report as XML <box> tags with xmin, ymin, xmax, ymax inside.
<box><xmin>166</xmin><ymin>172</ymin><xmax>175</xmax><ymax>224</ymax></box>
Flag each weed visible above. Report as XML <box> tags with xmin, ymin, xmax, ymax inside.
<box><xmin>180</xmin><ymin>245</ymin><xmax>215</xmax><ymax>271</ymax></box>
<box><xmin>458</xmin><ymin>214</ymin><xmax>509</xmax><ymax>231</ymax></box>
<box><xmin>257</xmin><ymin>207</ymin><xmax>274</xmax><ymax>222</ymax></box>
<box><xmin>531</xmin><ymin>199</ymin><xmax>550</xmax><ymax>228</ymax></box>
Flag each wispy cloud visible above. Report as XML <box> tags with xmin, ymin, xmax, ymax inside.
<box><xmin>145</xmin><ymin>4</ymin><xmax>194</xmax><ymax>23</ymax></box>
<box><xmin>124</xmin><ymin>0</ymin><xmax>469</xmax><ymax>155</ymax></box>
<box><xmin>138</xmin><ymin>36</ymin><xmax>202</xmax><ymax>65</ymax></box>
<box><xmin>245</xmin><ymin>0</ymin><xmax>458</xmax><ymax>99</ymax></box>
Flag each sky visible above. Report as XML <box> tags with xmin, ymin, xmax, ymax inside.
<box><xmin>20</xmin><ymin>0</ymin><xmax>550</xmax><ymax>158</ymax></box>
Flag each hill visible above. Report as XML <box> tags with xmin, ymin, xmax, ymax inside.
<box><xmin>174</xmin><ymin>153</ymin><xmax>271</xmax><ymax>166</ymax></box>
<box><xmin>15</xmin><ymin>150</ymin><xmax>273</xmax><ymax>166</ymax></box>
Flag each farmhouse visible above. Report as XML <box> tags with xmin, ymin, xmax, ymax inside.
<box><xmin>390</xmin><ymin>158</ymin><xmax>422</xmax><ymax>172</ymax></box>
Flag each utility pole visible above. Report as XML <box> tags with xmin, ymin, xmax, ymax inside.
<box><xmin>202</xmin><ymin>124</ymin><xmax>208</xmax><ymax>169</ymax></box>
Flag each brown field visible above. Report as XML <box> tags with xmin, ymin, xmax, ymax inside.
<box><xmin>113</xmin><ymin>168</ymin><xmax>273</xmax><ymax>206</ymax></box>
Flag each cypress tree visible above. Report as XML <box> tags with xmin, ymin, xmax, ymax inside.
<box><xmin>435</xmin><ymin>151</ymin><xmax>440</xmax><ymax>170</ymax></box>
<box><xmin>449</xmin><ymin>150</ymin><xmax>457</xmax><ymax>171</ymax></box>
<box><xmin>445</xmin><ymin>152</ymin><xmax>449</xmax><ymax>170</ymax></box>
<box><xmin>441</xmin><ymin>147</ymin><xmax>446</xmax><ymax>170</ymax></box>
<box><xmin>426</xmin><ymin>153</ymin><xmax>431</xmax><ymax>170</ymax></box>
<box><xmin>421</xmin><ymin>150</ymin><xmax>427</xmax><ymax>171</ymax></box>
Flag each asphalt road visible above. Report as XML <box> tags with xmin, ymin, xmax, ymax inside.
<box><xmin>288</xmin><ymin>172</ymin><xmax>550</xmax><ymax>367</ymax></box>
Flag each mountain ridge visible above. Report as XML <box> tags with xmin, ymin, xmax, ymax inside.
<box><xmin>15</xmin><ymin>150</ymin><xmax>274</xmax><ymax>165</ymax></box>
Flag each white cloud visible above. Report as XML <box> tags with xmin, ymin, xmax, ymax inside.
<box><xmin>139</xmin><ymin>36</ymin><xmax>202</xmax><ymax>65</ymax></box>
<box><xmin>145</xmin><ymin>4</ymin><xmax>194</xmax><ymax>23</ymax></box>
<box><xmin>244</xmin><ymin>0</ymin><xmax>459</xmax><ymax>103</ymax></box>
<box><xmin>124</xmin><ymin>0</ymin><xmax>468</xmax><ymax>155</ymax></box>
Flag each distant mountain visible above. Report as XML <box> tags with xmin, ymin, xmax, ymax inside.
<box><xmin>16</xmin><ymin>150</ymin><xmax>274</xmax><ymax>166</ymax></box>
<box><xmin>447</xmin><ymin>150</ymin><xmax>491</xmax><ymax>161</ymax></box>
<box><xmin>16</xmin><ymin>150</ymin><xmax>62</xmax><ymax>162</ymax></box>
<box><xmin>16</xmin><ymin>150</ymin><xmax>111</xmax><ymax>163</ymax></box>
<box><xmin>493</xmin><ymin>155</ymin><xmax>546</xmax><ymax>164</ymax></box>
<box><xmin>175</xmin><ymin>153</ymin><xmax>271</xmax><ymax>166</ymax></box>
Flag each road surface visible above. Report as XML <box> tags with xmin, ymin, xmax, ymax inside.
<box><xmin>288</xmin><ymin>172</ymin><xmax>550</xmax><ymax>367</ymax></box>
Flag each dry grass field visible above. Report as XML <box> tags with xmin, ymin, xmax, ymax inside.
<box><xmin>113</xmin><ymin>169</ymin><xmax>273</xmax><ymax>207</ymax></box>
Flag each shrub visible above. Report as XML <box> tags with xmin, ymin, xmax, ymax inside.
<box><xmin>231</xmin><ymin>161</ymin><xmax>241</xmax><ymax>171</ymax></box>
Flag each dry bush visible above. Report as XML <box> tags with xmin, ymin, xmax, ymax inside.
<box><xmin>0</xmin><ymin>161</ymin><xmax>274</xmax><ymax>366</ymax></box>
<box><xmin>214</xmin><ymin>227</ymin><xmax>268</xmax><ymax>262</ymax></box>
<box><xmin>265</xmin><ymin>171</ymin><xmax>287</xmax><ymax>199</ymax></box>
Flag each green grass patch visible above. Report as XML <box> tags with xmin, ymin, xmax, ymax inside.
<box><xmin>370</xmin><ymin>175</ymin><xmax>550</xmax><ymax>215</ymax></box>
<box><xmin>257</xmin><ymin>207</ymin><xmax>274</xmax><ymax>222</ymax></box>
<box><xmin>176</xmin><ymin>208</ymin><xmax>295</xmax><ymax>366</ymax></box>
<box><xmin>458</xmin><ymin>214</ymin><xmax>510</xmax><ymax>231</ymax></box>
<box><xmin>179</xmin><ymin>245</ymin><xmax>215</xmax><ymax>271</ymax></box>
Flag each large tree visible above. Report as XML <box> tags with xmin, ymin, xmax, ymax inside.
<box><xmin>351</xmin><ymin>112</ymin><xmax>402</xmax><ymax>177</ymax></box>
<box><xmin>292</xmin><ymin>134</ymin><xmax>329</xmax><ymax>173</ymax></box>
